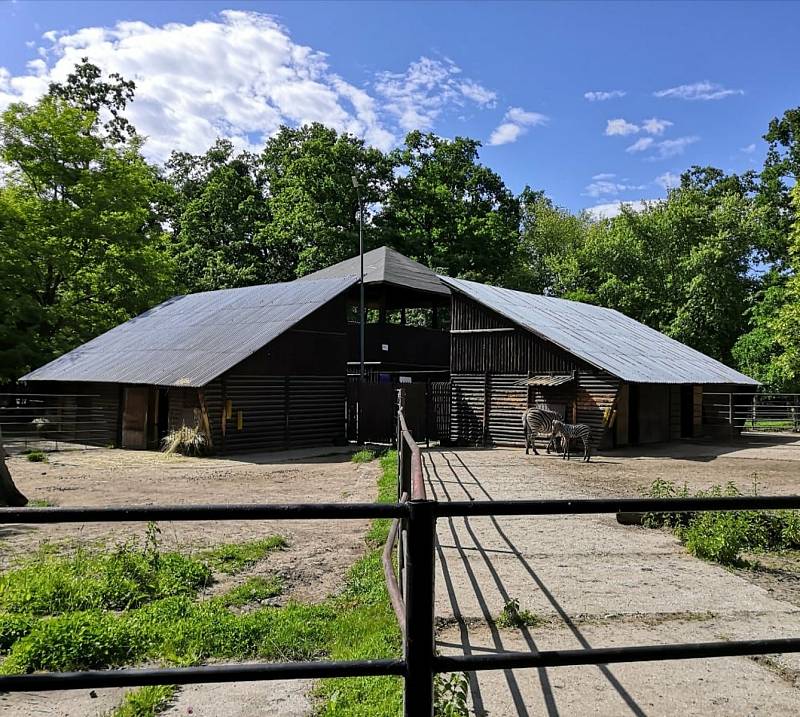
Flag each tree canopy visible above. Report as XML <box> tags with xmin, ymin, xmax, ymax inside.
<box><xmin>1</xmin><ymin>58</ymin><xmax>798</xmax><ymax>392</ymax></box>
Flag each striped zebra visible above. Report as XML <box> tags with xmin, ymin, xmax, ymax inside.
<box><xmin>522</xmin><ymin>408</ymin><xmax>561</xmax><ymax>455</ymax></box>
<box><xmin>552</xmin><ymin>419</ymin><xmax>592</xmax><ymax>462</ymax></box>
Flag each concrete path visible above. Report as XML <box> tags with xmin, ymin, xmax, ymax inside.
<box><xmin>424</xmin><ymin>447</ymin><xmax>800</xmax><ymax>717</ymax></box>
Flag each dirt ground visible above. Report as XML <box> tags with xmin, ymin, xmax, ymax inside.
<box><xmin>428</xmin><ymin>434</ymin><xmax>800</xmax><ymax>717</ymax></box>
<box><xmin>0</xmin><ymin>445</ymin><xmax>378</xmax><ymax>717</ymax></box>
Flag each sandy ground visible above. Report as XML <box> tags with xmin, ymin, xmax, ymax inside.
<box><xmin>427</xmin><ymin>435</ymin><xmax>800</xmax><ymax>716</ymax></box>
<box><xmin>0</xmin><ymin>446</ymin><xmax>377</xmax><ymax>717</ymax></box>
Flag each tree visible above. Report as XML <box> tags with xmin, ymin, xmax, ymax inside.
<box><xmin>260</xmin><ymin>123</ymin><xmax>393</xmax><ymax>276</ymax></box>
<box><xmin>379</xmin><ymin>131</ymin><xmax>521</xmax><ymax>283</ymax></box>
<box><xmin>166</xmin><ymin>140</ymin><xmax>276</xmax><ymax>291</ymax></box>
<box><xmin>0</xmin><ymin>443</ymin><xmax>28</xmax><ymax>507</ymax></box>
<box><xmin>0</xmin><ymin>65</ymin><xmax>172</xmax><ymax>382</ymax></box>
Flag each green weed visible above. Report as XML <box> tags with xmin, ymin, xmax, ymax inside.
<box><xmin>110</xmin><ymin>685</ymin><xmax>177</xmax><ymax>717</ymax></box>
<box><xmin>28</xmin><ymin>499</ymin><xmax>55</xmax><ymax>507</ymax></box>
<box><xmin>0</xmin><ymin>543</ymin><xmax>211</xmax><ymax>616</ymax></box>
<box><xmin>26</xmin><ymin>450</ymin><xmax>47</xmax><ymax>463</ymax></box>
<box><xmin>495</xmin><ymin>598</ymin><xmax>541</xmax><ymax>629</ymax></box>
<box><xmin>434</xmin><ymin>671</ymin><xmax>470</xmax><ymax>717</ymax></box>
<box><xmin>219</xmin><ymin>576</ymin><xmax>283</xmax><ymax>607</ymax></box>
<box><xmin>351</xmin><ymin>449</ymin><xmax>377</xmax><ymax>463</ymax></box>
<box><xmin>201</xmin><ymin>536</ymin><xmax>287</xmax><ymax>575</ymax></box>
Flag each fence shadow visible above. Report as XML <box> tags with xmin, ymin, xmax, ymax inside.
<box><xmin>425</xmin><ymin>450</ymin><xmax>648</xmax><ymax>717</ymax></box>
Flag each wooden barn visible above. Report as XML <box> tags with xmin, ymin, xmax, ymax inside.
<box><xmin>440</xmin><ymin>276</ymin><xmax>758</xmax><ymax>448</ymax></box>
<box><xmin>19</xmin><ymin>277</ymin><xmax>355</xmax><ymax>453</ymax></box>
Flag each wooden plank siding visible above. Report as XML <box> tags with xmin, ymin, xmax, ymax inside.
<box><xmin>449</xmin><ymin>295</ymin><xmax>622</xmax><ymax>448</ymax></box>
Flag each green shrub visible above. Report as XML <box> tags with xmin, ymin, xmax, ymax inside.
<box><xmin>220</xmin><ymin>576</ymin><xmax>283</xmax><ymax>607</ymax></box>
<box><xmin>201</xmin><ymin>537</ymin><xmax>287</xmax><ymax>575</ymax></box>
<box><xmin>26</xmin><ymin>450</ymin><xmax>47</xmax><ymax>463</ymax></box>
<box><xmin>641</xmin><ymin>477</ymin><xmax>800</xmax><ymax>565</ymax></box>
<box><xmin>435</xmin><ymin>671</ymin><xmax>470</xmax><ymax>716</ymax></box>
<box><xmin>0</xmin><ymin>613</ymin><xmax>37</xmax><ymax>651</ymax></box>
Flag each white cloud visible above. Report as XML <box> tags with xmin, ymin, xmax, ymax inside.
<box><xmin>584</xmin><ymin>90</ymin><xmax>625</xmax><ymax>102</ymax></box>
<box><xmin>488</xmin><ymin>106</ymin><xmax>548</xmax><ymax>146</ymax></box>
<box><xmin>0</xmin><ymin>12</ymin><xmax>498</xmax><ymax>162</ymax></box>
<box><xmin>375</xmin><ymin>56</ymin><xmax>496</xmax><ymax>132</ymax></box>
<box><xmin>583</xmin><ymin>179</ymin><xmax>646</xmax><ymax>198</ymax></box>
<box><xmin>641</xmin><ymin>117</ymin><xmax>672</xmax><ymax>135</ymax></box>
<box><xmin>654</xmin><ymin>81</ymin><xmax>744</xmax><ymax>101</ymax></box>
<box><xmin>655</xmin><ymin>171</ymin><xmax>680</xmax><ymax>190</ymax></box>
<box><xmin>586</xmin><ymin>199</ymin><xmax>655</xmax><ymax>220</ymax></box>
<box><xmin>741</xmin><ymin>143</ymin><xmax>756</xmax><ymax>154</ymax></box>
<box><xmin>592</xmin><ymin>172</ymin><xmax>616</xmax><ymax>180</ymax></box>
<box><xmin>605</xmin><ymin>118</ymin><xmax>639</xmax><ymax>136</ymax></box>
<box><xmin>653</xmin><ymin>136</ymin><xmax>699</xmax><ymax>158</ymax></box>
<box><xmin>626</xmin><ymin>137</ymin><xmax>654</xmax><ymax>152</ymax></box>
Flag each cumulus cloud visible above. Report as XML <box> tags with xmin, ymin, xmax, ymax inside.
<box><xmin>375</xmin><ymin>56</ymin><xmax>496</xmax><ymax>132</ymax></box>
<box><xmin>741</xmin><ymin>143</ymin><xmax>756</xmax><ymax>154</ymax></box>
<box><xmin>586</xmin><ymin>199</ymin><xmax>655</xmax><ymax>220</ymax></box>
<box><xmin>655</xmin><ymin>171</ymin><xmax>681</xmax><ymax>190</ymax></box>
<box><xmin>592</xmin><ymin>172</ymin><xmax>616</xmax><ymax>180</ymax></box>
<box><xmin>654</xmin><ymin>81</ymin><xmax>744</xmax><ymax>101</ymax></box>
<box><xmin>605</xmin><ymin>118</ymin><xmax>639</xmax><ymax>136</ymax></box>
<box><xmin>584</xmin><ymin>90</ymin><xmax>626</xmax><ymax>102</ymax></box>
<box><xmin>641</xmin><ymin>117</ymin><xmax>673</xmax><ymax>135</ymax></box>
<box><xmin>488</xmin><ymin>106</ymin><xmax>548</xmax><ymax>146</ymax></box>
<box><xmin>0</xmin><ymin>11</ymin><xmax>498</xmax><ymax>162</ymax></box>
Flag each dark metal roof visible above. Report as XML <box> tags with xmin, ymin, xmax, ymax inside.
<box><xmin>300</xmin><ymin>246</ymin><xmax>449</xmax><ymax>296</ymax></box>
<box><xmin>442</xmin><ymin>276</ymin><xmax>758</xmax><ymax>386</ymax></box>
<box><xmin>20</xmin><ymin>277</ymin><xmax>357</xmax><ymax>388</ymax></box>
<box><xmin>514</xmin><ymin>374</ymin><xmax>575</xmax><ymax>387</ymax></box>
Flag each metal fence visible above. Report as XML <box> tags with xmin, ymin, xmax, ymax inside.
<box><xmin>1</xmin><ymin>408</ymin><xmax>800</xmax><ymax>715</ymax></box>
<box><xmin>0</xmin><ymin>392</ymin><xmax>113</xmax><ymax>451</ymax></box>
<box><xmin>703</xmin><ymin>392</ymin><xmax>800</xmax><ymax>433</ymax></box>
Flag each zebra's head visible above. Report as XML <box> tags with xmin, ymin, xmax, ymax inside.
<box><xmin>552</xmin><ymin>419</ymin><xmax>564</xmax><ymax>435</ymax></box>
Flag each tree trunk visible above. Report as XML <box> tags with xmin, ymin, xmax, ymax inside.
<box><xmin>0</xmin><ymin>443</ymin><xmax>28</xmax><ymax>507</ymax></box>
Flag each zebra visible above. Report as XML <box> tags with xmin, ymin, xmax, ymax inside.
<box><xmin>522</xmin><ymin>408</ymin><xmax>561</xmax><ymax>455</ymax></box>
<box><xmin>551</xmin><ymin>419</ymin><xmax>592</xmax><ymax>462</ymax></box>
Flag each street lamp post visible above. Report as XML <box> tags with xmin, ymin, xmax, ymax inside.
<box><xmin>351</xmin><ymin>176</ymin><xmax>365</xmax><ymax>382</ymax></box>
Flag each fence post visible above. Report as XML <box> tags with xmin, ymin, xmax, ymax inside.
<box><xmin>404</xmin><ymin>497</ymin><xmax>436</xmax><ymax>717</ymax></box>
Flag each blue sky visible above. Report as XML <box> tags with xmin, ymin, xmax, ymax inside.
<box><xmin>1</xmin><ymin>1</ymin><xmax>798</xmax><ymax>216</ymax></box>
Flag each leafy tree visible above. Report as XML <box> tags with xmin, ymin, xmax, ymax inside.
<box><xmin>260</xmin><ymin>123</ymin><xmax>393</xmax><ymax>276</ymax></box>
<box><xmin>48</xmin><ymin>57</ymin><xmax>136</xmax><ymax>143</ymax></box>
<box><xmin>166</xmin><ymin>140</ymin><xmax>276</xmax><ymax>291</ymax></box>
<box><xmin>0</xmin><ymin>71</ymin><xmax>172</xmax><ymax>382</ymax></box>
<box><xmin>379</xmin><ymin>131</ymin><xmax>521</xmax><ymax>283</ymax></box>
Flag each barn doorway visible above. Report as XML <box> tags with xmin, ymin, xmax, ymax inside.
<box><xmin>121</xmin><ymin>387</ymin><xmax>148</xmax><ymax>449</ymax></box>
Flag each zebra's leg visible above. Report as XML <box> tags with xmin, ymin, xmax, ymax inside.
<box><xmin>583</xmin><ymin>436</ymin><xmax>589</xmax><ymax>462</ymax></box>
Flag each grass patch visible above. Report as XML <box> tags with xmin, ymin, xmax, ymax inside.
<box><xmin>0</xmin><ymin>536</ymin><xmax>211</xmax><ymax>616</ymax></box>
<box><xmin>351</xmin><ymin>449</ymin><xmax>377</xmax><ymax>464</ymax></box>
<box><xmin>220</xmin><ymin>576</ymin><xmax>283</xmax><ymax>607</ymax></box>
<box><xmin>25</xmin><ymin>450</ymin><xmax>47</xmax><ymax>463</ymax></box>
<box><xmin>495</xmin><ymin>598</ymin><xmax>541</xmax><ymax>629</ymax></box>
<box><xmin>110</xmin><ymin>685</ymin><xmax>177</xmax><ymax>717</ymax></box>
<box><xmin>28</xmin><ymin>498</ymin><xmax>55</xmax><ymax>507</ymax></box>
<box><xmin>201</xmin><ymin>536</ymin><xmax>287</xmax><ymax>575</ymax></box>
<box><xmin>641</xmin><ymin>476</ymin><xmax>800</xmax><ymax>565</ymax></box>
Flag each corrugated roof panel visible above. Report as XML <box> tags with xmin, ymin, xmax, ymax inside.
<box><xmin>301</xmin><ymin>246</ymin><xmax>450</xmax><ymax>296</ymax></box>
<box><xmin>21</xmin><ymin>276</ymin><xmax>357</xmax><ymax>387</ymax></box>
<box><xmin>514</xmin><ymin>374</ymin><xmax>575</xmax><ymax>387</ymax></box>
<box><xmin>441</xmin><ymin>276</ymin><xmax>758</xmax><ymax>386</ymax></box>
